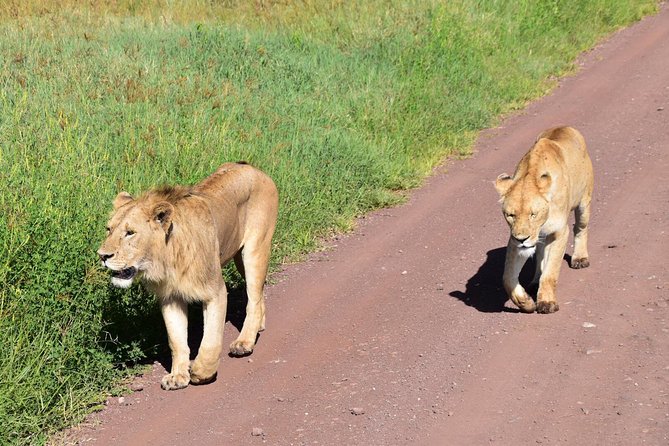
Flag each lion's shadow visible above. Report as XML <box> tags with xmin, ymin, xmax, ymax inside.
<box><xmin>449</xmin><ymin>247</ymin><xmax>534</xmax><ymax>313</ymax></box>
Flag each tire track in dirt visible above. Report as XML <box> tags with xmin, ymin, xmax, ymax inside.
<box><xmin>69</xmin><ymin>5</ymin><xmax>669</xmax><ymax>445</ymax></box>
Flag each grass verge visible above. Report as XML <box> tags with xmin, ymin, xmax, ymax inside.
<box><xmin>0</xmin><ymin>1</ymin><xmax>658</xmax><ymax>443</ymax></box>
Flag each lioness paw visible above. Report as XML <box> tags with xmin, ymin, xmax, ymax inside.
<box><xmin>510</xmin><ymin>293</ymin><xmax>536</xmax><ymax>313</ymax></box>
<box><xmin>229</xmin><ymin>339</ymin><xmax>255</xmax><ymax>356</ymax></box>
<box><xmin>160</xmin><ymin>372</ymin><xmax>190</xmax><ymax>390</ymax></box>
<box><xmin>516</xmin><ymin>300</ymin><xmax>537</xmax><ymax>313</ymax></box>
<box><xmin>536</xmin><ymin>301</ymin><xmax>559</xmax><ymax>314</ymax></box>
<box><xmin>571</xmin><ymin>257</ymin><xmax>590</xmax><ymax>269</ymax></box>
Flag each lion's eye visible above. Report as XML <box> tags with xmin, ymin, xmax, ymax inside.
<box><xmin>530</xmin><ymin>212</ymin><xmax>537</xmax><ymax>219</ymax></box>
<box><xmin>125</xmin><ymin>230</ymin><xmax>136</xmax><ymax>237</ymax></box>
<box><xmin>106</xmin><ymin>226</ymin><xmax>111</xmax><ymax>233</ymax></box>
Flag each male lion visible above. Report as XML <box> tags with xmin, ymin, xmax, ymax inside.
<box><xmin>98</xmin><ymin>162</ymin><xmax>278</xmax><ymax>390</ymax></box>
<box><xmin>495</xmin><ymin>126</ymin><xmax>593</xmax><ymax>314</ymax></box>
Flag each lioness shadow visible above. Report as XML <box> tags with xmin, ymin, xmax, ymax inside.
<box><xmin>449</xmin><ymin>247</ymin><xmax>533</xmax><ymax>313</ymax></box>
<box><xmin>450</xmin><ymin>247</ymin><xmax>575</xmax><ymax>313</ymax></box>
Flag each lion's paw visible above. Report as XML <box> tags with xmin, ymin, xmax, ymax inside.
<box><xmin>571</xmin><ymin>257</ymin><xmax>590</xmax><ymax>269</ymax></box>
<box><xmin>229</xmin><ymin>339</ymin><xmax>255</xmax><ymax>357</ymax></box>
<box><xmin>189</xmin><ymin>360</ymin><xmax>217</xmax><ymax>385</ymax></box>
<box><xmin>517</xmin><ymin>300</ymin><xmax>537</xmax><ymax>313</ymax></box>
<box><xmin>160</xmin><ymin>371</ymin><xmax>190</xmax><ymax>390</ymax></box>
<box><xmin>536</xmin><ymin>301</ymin><xmax>559</xmax><ymax>314</ymax></box>
<box><xmin>189</xmin><ymin>370</ymin><xmax>217</xmax><ymax>385</ymax></box>
<box><xmin>511</xmin><ymin>294</ymin><xmax>536</xmax><ymax>313</ymax></box>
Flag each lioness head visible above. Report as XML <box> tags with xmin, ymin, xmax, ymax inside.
<box><xmin>97</xmin><ymin>191</ymin><xmax>174</xmax><ymax>288</ymax></box>
<box><xmin>495</xmin><ymin>172</ymin><xmax>552</xmax><ymax>252</ymax></box>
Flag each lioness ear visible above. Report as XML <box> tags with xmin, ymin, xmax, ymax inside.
<box><xmin>152</xmin><ymin>202</ymin><xmax>174</xmax><ymax>234</ymax></box>
<box><xmin>494</xmin><ymin>173</ymin><xmax>513</xmax><ymax>196</ymax></box>
<box><xmin>538</xmin><ymin>173</ymin><xmax>553</xmax><ymax>199</ymax></box>
<box><xmin>113</xmin><ymin>192</ymin><xmax>134</xmax><ymax>209</ymax></box>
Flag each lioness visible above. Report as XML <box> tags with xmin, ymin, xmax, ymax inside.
<box><xmin>98</xmin><ymin>162</ymin><xmax>278</xmax><ymax>390</ymax></box>
<box><xmin>495</xmin><ymin>126</ymin><xmax>593</xmax><ymax>313</ymax></box>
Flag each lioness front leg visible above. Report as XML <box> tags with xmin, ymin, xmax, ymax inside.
<box><xmin>161</xmin><ymin>299</ymin><xmax>191</xmax><ymax>390</ymax></box>
<box><xmin>230</xmin><ymin>245</ymin><xmax>269</xmax><ymax>356</ymax></box>
<box><xmin>190</xmin><ymin>281</ymin><xmax>227</xmax><ymax>384</ymax></box>
<box><xmin>536</xmin><ymin>228</ymin><xmax>569</xmax><ymax>314</ymax></box>
<box><xmin>503</xmin><ymin>240</ymin><xmax>536</xmax><ymax>313</ymax></box>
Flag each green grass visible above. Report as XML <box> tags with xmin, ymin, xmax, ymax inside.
<box><xmin>0</xmin><ymin>0</ymin><xmax>659</xmax><ymax>443</ymax></box>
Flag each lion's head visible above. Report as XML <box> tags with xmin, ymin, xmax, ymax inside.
<box><xmin>495</xmin><ymin>171</ymin><xmax>552</xmax><ymax>253</ymax></box>
<box><xmin>97</xmin><ymin>191</ymin><xmax>174</xmax><ymax>288</ymax></box>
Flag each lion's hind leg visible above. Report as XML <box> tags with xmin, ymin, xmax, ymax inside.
<box><xmin>530</xmin><ymin>240</ymin><xmax>545</xmax><ymax>285</ymax></box>
<box><xmin>190</xmin><ymin>280</ymin><xmax>227</xmax><ymax>384</ymax></box>
<box><xmin>233</xmin><ymin>251</ymin><xmax>246</xmax><ymax>281</ymax></box>
<box><xmin>571</xmin><ymin>198</ymin><xmax>591</xmax><ymax>269</ymax></box>
<box><xmin>229</xmin><ymin>240</ymin><xmax>270</xmax><ymax>356</ymax></box>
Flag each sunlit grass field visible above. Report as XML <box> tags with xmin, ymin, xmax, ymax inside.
<box><xmin>0</xmin><ymin>1</ymin><xmax>658</xmax><ymax>443</ymax></box>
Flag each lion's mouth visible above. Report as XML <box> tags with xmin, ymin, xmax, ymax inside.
<box><xmin>518</xmin><ymin>244</ymin><xmax>536</xmax><ymax>258</ymax></box>
<box><xmin>111</xmin><ymin>267</ymin><xmax>138</xmax><ymax>280</ymax></box>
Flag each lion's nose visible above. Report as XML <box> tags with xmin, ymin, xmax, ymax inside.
<box><xmin>98</xmin><ymin>252</ymin><xmax>114</xmax><ymax>262</ymax></box>
<box><xmin>512</xmin><ymin>235</ymin><xmax>529</xmax><ymax>243</ymax></box>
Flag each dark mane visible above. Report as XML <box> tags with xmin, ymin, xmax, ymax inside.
<box><xmin>147</xmin><ymin>185</ymin><xmax>197</xmax><ymax>204</ymax></box>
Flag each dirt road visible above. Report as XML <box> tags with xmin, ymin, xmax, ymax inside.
<box><xmin>70</xmin><ymin>5</ymin><xmax>669</xmax><ymax>445</ymax></box>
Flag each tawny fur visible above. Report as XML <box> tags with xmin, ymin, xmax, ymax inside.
<box><xmin>98</xmin><ymin>162</ymin><xmax>278</xmax><ymax>390</ymax></box>
<box><xmin>495</xmin><ymin>126</ymin><xmax>594</xmax><ymax>314</ymax></box>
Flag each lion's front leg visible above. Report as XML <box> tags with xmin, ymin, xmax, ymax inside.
<box><xmin>536</xmin><ymin>228</ymin><xmax>569</xmax><ymax>314</ymax></box>
<box><xmin>503</xmin><ymin>239</ymin><xmax>536</xmax><ymax>313</ymax></box>
<box><xmin>160</xmin><ymin>299</ymin><xmax>191</xmax><ymax>390</ymax></box>
<box><xmin>190</xmin><ymin>281</ymin><xmax>227</xmax><ymax>384</ymax></box>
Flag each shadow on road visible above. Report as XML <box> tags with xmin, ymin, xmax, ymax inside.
<box><xmin>449</xmin><ymin>246</ymin><xmax>575</xmax><ymax>313</ymax></box>
<box><xmin>449</xmin><ymin>247</ymin><xmax>534</xmax><ymax>313</ymax></box>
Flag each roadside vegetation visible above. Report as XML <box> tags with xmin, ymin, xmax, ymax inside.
<box><xmin>0</xmin><ymin>0</ymin><xmax>658</xmax><ymax>443</ymax></box>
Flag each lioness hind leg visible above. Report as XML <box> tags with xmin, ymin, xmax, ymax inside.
<box><xmin>571</xmin><ymin>198</ymin><xmax>591</xmax><ymax>269</ymax></box>
<box><xmin>233</xmin><ymin>251</ymin><xmax>246</xmax><ymax>281</ymax></box>
<box><xmin>531</xmin><ymin>241</ymin><xmax>545</xmax><ymax>285</ymax></box>
<box><xmin>230</xmin><ymin>242</ymin><xmax>270</xmax><ymax>356</ymax></box>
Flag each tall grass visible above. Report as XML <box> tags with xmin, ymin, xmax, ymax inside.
<box><xmin>0</xmin><ymin>0</ymin><xmax>658</xmax><ymax>443</ymax></box>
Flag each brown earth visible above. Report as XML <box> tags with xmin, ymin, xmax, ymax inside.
<box><xmin>67</xmin><ymin>5</ymin><xmax>669</xmax><ymax>446</ymax></box>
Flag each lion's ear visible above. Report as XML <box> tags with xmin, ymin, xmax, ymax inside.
<box><xmin>494</xmin><ymin>173</ymin><xmax>513</xmax><ymax>197</ymax></box>
<box><xmin>538</xmin><ymin>173</ymin><xmax>553</xmax><ymax>199</ymax></box>
<box><xmin>113</xmin><ymin>192</ymin><xmax>133</xmax><ymax>209</ymax></box>
<box><xmin>152</xmin><ymin>202</ymin><xmax>174</xmax><ymax>234</ymax></box>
